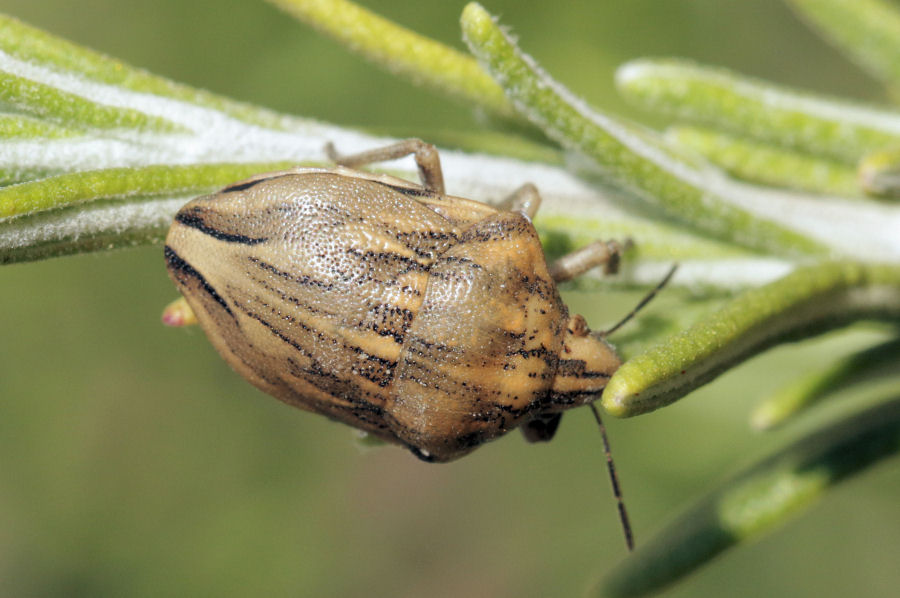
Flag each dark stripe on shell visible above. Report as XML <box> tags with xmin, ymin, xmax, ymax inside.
<box><xmin>248</xmin><ymin>256</ymin><xmax>336</xmax><ymax>292</ymax></box>
<box><xmin>236</xmin><ymin>294</ymin><xmax>399</xmax><ymax>391</ymax></box>
<box><xmin>249</xmin><ymin>271</ymin><xmax>411</xmax><ymax>346</ymax></box>
<box><xmin>235</xmin><ymin>302</ymin><xmax>390</xmax><ymax>407</ymax></box>
<box><xmin>556</xmin><ymin>358</ymin><xmax>613</xmax><ymax>379</ymax></box>
<box><xmin>175</xmin><ymin>209</ymin><xmax>268</xmax><ymax>245</ymax></box>
<box><xmin>164</xmin><ymin>245</ymin><xmax>234</xmax><ymax>318</ymax></box>
<box><xmin>249</xmin><ymin>255</ymin><xmax>423</xmax><ymax>296</ymax></box>
<box><xmin>221</xmin><ymin>177</ymin><xmax>273</xmax><ymax>193</ymax></box>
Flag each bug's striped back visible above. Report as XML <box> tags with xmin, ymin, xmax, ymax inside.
<box><xmin>165</xmin><ymin>172</ymin><xmax>465</xmax><ymax>440</ymax></box>
<box><xmin>166</xmin><ymin>167</ymin><xmax>621</xmax><ymax>461</ymax></box>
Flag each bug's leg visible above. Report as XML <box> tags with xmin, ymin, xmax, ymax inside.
<box><xmin>549</xmin><ymin>239</ymin><xmax>631</xmax><ymax>283</ymax></box>
<box><xmin>325</xmin><ymin>138</ymin><xmax>445</xmax><ymax>194</ymax></box>
<box><xmin>497</xmin><ymin>183</ymin><xmax>541</xmax><ymax>220</ymax></box>
<box><xmin>520</xmin><ymin>413</ymin><xmax>563</xmax><ymax>443</ymax></box>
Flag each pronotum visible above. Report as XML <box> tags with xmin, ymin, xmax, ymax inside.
<box><xmin>164</xmin><ymin>139</ymin><xmax>642</xmax><ymax>544</ymax></box>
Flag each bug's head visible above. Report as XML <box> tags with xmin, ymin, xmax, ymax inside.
<box><xmin>548</xmin><ymin>314</ymin><xmax>622</xmax><ymax>410</ymax></box>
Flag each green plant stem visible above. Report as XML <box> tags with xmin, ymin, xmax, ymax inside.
<box><xmin>0</xmin><ymin>196</ymin><xmax>184</xmax><ymax>264</ymax></box>
<box><xmin>602</xmin><ymin>262</ymin><xmax>900</xmax><ymax>417</ymax></box>
<box><xmin>617</xmin><ymin>58</ymin><xmax>900</xmax><ymax>164</ymax></box>
<box><xmin>666</xmin><ymin>126</ymin><xmax>861</xmax><ymax>197</ymax></box>
<box><xmin>0</xmin><ymin>162</ymin><xmax>297</xmax><ymax>219</ymax></box>
<box><xmin>0</xmin><ymin>113</ymin><xmax>79</xmax><ymax>138</ymax></box>
<box><xmin>0</xmin><ymin>70</ymin><xmax>182</xmax><ymax>133</ymax></box>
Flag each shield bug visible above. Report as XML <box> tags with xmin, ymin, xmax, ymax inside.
<box><xmin>164</xmin><ymin>139</ymin><xmax>672</xmax><ymax>549</ymax></box>
<box><xmin>165</xmin><ymin>138</ymin><xmax>629</xmax><ymax>462</ymax></box>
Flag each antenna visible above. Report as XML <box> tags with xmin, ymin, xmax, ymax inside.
<box><xmin>589</xmin><ymin>263</ymin><xmax>678</xmax><ymax>551</ymax></box>
<box><xmin>600</xmin><ymin>264</ymin><xmax>678</xmax><ymax>338</ymax></box>
<box><xmin>589</xmin><ymin>402</ymin><xmax>634</xmax><ymax>552</ymax></box>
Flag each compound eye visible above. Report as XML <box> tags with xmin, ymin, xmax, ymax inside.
<box><xmin>567</xmin><ymin>314</ymin><xmax>590</xmax><ymax>337</ymax></box>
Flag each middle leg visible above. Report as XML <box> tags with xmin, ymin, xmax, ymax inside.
<box><xmin>549</xmin><ymin>239</ymin><xmax>630</xmax><ymax>283</ymax></box>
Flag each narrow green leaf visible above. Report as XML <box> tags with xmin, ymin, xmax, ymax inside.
<box><xmin>610</xmin><ymin>295</ymin><xmax>732</xmax><ymax>360</ymax></box>
<box><xmin>0</xmin><ymin>196</ymin><xmax>183</xmax><ymax>264</ymax></box>
<box><xmin>598</xmin><ymin>397</ymin><xmax>900</xmax><ymax>598</ymax></box>
<box><xmin>267</xmin><ymin>0</ymin><xmax>519</xmax><ymax>123</ymax></box>
<box><xmin>0</xmin><ymin>113</ymin><xmax>79</xmax><ymax>138</ymax></box>
<box><xmin>0</xmin><ymin>13</ymin><xmax>291</xmax><ymax>130</ymax></box>
<box><xmin>787</xmin><ymin>0</ymin><xmax>900</xmax><ymax>98</ymax></box>
<box><xmin>666</xmin><ymin>126</ymin><xmax>861</xmax><ymax>197</ymax></box>
<box><xmin>0</xmin><ymin>162</ymin><xmax>297</xmax><ymax>219</ymax></box>
<box><xmin>0</xmin><ymin>69</ymin><xmax>183</xmax><ymax>132</ymax></box>
<box><xmin>0</xmin><ymin>167</ymin><xmax>62</xmax><ymax>187</ymax></box>
<box><xmin>460</xmin><ymin>4</ymin><xmax>828</xmax><ymax>257</ymax></box>
<box><xmin>602</xmin><ymin>262</ymin><xmax>900</xmax><ymax>417</ymax></box>
<box><xmin>617</xmin><ymin>58</ymin><xmax>900</xmax><ymax>164</ymax></box>
<box><xmin>752</xmin><ymin>337</ymin><xmax>900</xmax><ymax>429</ymax></box>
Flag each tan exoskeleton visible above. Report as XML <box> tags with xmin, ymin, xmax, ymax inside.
<box><xmin>165</xmin><ymin>140</ymin><xmax>659</xmax><ymax>548</ymax></box>
<box><xmin>165</xmin><ymin>139</ymin><xmax>633</xmax><ymax>461</ymax></box>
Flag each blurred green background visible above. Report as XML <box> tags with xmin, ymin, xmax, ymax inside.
<box><xmin>1</xmin><ymin>1</ymin><xmax>899</xmax><ymax>596</ymax></box>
